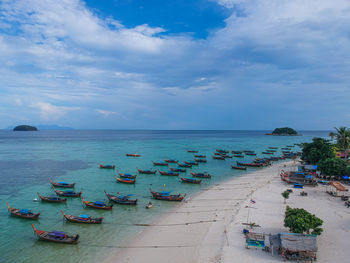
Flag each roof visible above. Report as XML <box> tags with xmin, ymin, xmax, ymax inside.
<box><xmin>328</xmin><ymin>181</ymin><xmax>347</xmax><ymax>191</ymax></box>
<box><xmin>280</xmin><ymin>233</ymin><xmax>317</xmax><ymax>252</ymax></box>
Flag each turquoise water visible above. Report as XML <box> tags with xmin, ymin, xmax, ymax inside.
<box><xmin>0</xmin><ymin>130</ymin><xmax>328</xmax><ymax>263</ymax></box>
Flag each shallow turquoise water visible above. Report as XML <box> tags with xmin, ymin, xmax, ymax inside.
<box><xmin>0</xmin><ymin>130</ymin><xmax>327</xmax><ymax>262</ymax></box>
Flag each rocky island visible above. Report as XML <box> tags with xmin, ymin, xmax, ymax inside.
<box><xmin>265</xmin><ymin>127</ymin><xmax>299</xmax><ymax>136</ymax></box>
<box><xmin>13</xmin><ymin>125</ymin><xmax>38</xmax><ymax>131</ymax></box>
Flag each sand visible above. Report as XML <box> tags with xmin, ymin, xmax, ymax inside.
<box><xmin>105</xmin><ymin>161</ymin><xmax>350</xmax><ymax>263</ymax></box>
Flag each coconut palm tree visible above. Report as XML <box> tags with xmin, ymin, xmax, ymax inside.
<box><xmin>329</xmin><ymin>132</ymin><xmax>336</xmax><ymax>142</ymax></box>
<box><xmin>335</xmin><ymin>127</ymin><xmax>350</xmax><ymax>160</ymax></box>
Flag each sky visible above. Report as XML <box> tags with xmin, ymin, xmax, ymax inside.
<box><xmin>0</xmin><ymin>0</ymin><xmax>349</xmax><ymax>130</ymax></box>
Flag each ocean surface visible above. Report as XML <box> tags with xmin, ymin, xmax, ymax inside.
<box><xmin>0</xmin><ymin>130</ymin><xmax>328</xmax><ymax>263</ymax></box>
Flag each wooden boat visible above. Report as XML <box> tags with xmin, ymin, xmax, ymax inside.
<box><xmin>222</xmin><ymin>155</ymin><xmax>232</xmax><ymax>158</ymax></box>
<box><xmin>236</xmin><ymin>161</ymin><xmax>263</xmax><ymax>167</ymax></box>
<box><xmin>61</xmin><ymin>210</ymin><xmax>103</xmax><ymax>224</ymax></box>
<box><xmin>194</xmin><ymin>155</ymin><xmax>206</xmax><ymax>158</ymax></box>
<box><xmin>53</xmin><ymin>186</ymin><xmax>82</xmax><ymax>197</ymax></box>
<box><xmin>170</xmin><ymin>167</ymin><xmax>187</xmax><ymax>172</ymax></box>
<box><xmin>152</xmin><ymin>161</ymin><xmax>169</xmax><ymax>166</ymax></box>
<box><xmin>184</xmin><ymin>161</ymin><xmax>198</xmax><ymax>166</ymax></box>
<box><xmin>32</xmin><ymin>224</ymin><xmax>79</xmax><ymax>244</ymax></box>
<box><xmin>214</xmin><ymin>152</ymin><xmax>223</xmax><ymax>156</ymax></box>
<box><xmin>268</xmin><ymin>147</ymin><xmax>278</xmax><ymax>149</ymax></box>
<box><xmin>115</xmin><ymin>175</ymin><xmax>136</xmax><ymax>184</ymax></box>
<box><xmin>117</xmin><ymin>171</ymin><xmax>137</xmax><ymax>179</ymax></box>
<box><xmin>231</xmin><ymin>165</ymin><xmax>247</xmax><ymax>170</ymax></box>
<box><xmin>146</xmin><ymin>202</ymin><xmax>153</xmax><ymax>209</ymax></box>
<box><xmin>178</xmin><ymin>163</ymin><xmax>192</xmax><ymax>168</ymax></box>
<box><xmin>245</xmin><ymin>153</ymin><xmax>257</xmax><ymax>156</ymax></box>
<box><xmin>149</xmin><ymin>188</ymin><xmax>185</xmax><ymax>201</ymax></box>
<box><xmin>37</xmin><ymin>192</ymin><xmax>67</xmax><ymax>203</ymax></box>
<box><xmin>104</xmin><ymin>190</ymin><xmax>138</xmax><ymax>205</ymax></box>
<box><xmin>194</xmin><ymin>158</ymin><xmax>207</xmax><ymax>163</ymax></box>
<box><xmin>262</xmin><ymin>152</ymin><xmax>274</xmax><ymax>154</ymax></box>
<box><xmin>233</xmin><ymin>154</ymin><xmax>244</xmax><ymax>158</ymax></box>
<box><xmin>231</xmin><ymin>151</ymin><xmax>243</xmax><ymax>154</ymax></box>
<box><xmin>190</xmin><ymin>171</ymin><xmax>211</xmax><ymax>178</ymax></box>
<box><xmin>126</xmin><ymin>153</ymin><xmax>141</xmax><ymax>157</ymax></box>
<box><xmin>82</xmin><ymin>197</ymin><xmax>113</xmax><ymax>210</ymax></box>
<box><xmin>213</xmin><ymin>155</ymin><xmax>225</xmax><ymax>160</ymax></box>
<box><xmin>158</xmin><ymin>170</ymin><xmax>179</xmax><ymax>176</ymax></box>
<box><xmin>137</xmin><ymin>168</ymin><xmax>156</xmax><ymax>174</ymax></box>
<box><xmin>216</xmin><ymin>149</ymin><xmax>228</xmax><ymax>153</ymax></box>
<box><xmin>164</xmin><ymin>159</ymin><xmax>178</xmax><ymax>163</ymax></box>
<box><xmin>180</xmin><ymin>177</ymin><xmax>202</xmax><ymax>184</ymax></box>
<box><xmin>7</xmin><ymin>203</ymin><xmax>40</xmax><ymax>220</ymax></box>
<box><xmin>187</xmin><ymin>150</ymin><xmax>198</xmax><ymax>153</ymax></box>
<box><xmin>99</xmin><ymin>164</ymin><xmax>115</xmax><ymax>169</ymax></box>
<box><xmin>49</xmin><ymin>179</ymin><xmax>75</xmax><ymax>188</ymax></box>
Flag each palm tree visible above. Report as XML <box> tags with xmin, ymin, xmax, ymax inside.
<box><xmin>335</xmin><ymin>127</ymin><xmax>350</xmax><ymax>160</ymax></box>
<box><xmin>329</xmin><ymin>132</ymin><xmax>336</xmax><ymax>142</ymax></box>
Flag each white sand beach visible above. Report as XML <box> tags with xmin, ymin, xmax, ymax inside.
<box><xmin>105</xmin><ymin>161</ymin><xmax>349</xmax><ymax>263</ymax></box>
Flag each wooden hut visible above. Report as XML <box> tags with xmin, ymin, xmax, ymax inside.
<box><xmin>279</xmin><ymin>232</ymin><xmax>317</xmax><ymax>261</ymax></box>
<box><xmin>326</xmin><ymin>181</ymin><xmax>348</xmax><ymax>197</ymax></box>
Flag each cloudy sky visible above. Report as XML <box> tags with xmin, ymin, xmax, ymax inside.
<box><xmin>0</xmin><ymin>0</ymin><xmax>349</xmax><ymax>129</ymax></box>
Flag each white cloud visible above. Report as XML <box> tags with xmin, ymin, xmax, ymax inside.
<box><xmin>32</xmin><ymin>102</ymin><xmax>81</xmax><ymax>121</ymax></box>
<box><xmin>96</xmin><ymin>109</ymin><xmax>116</xmax><ymax>117</ymax></box>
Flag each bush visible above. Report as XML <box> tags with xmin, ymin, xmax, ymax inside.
<box><xmin>346</xmin><ymin>166</ymin><xmax>350</xmax><ymax>176</ymax></box>
<box><xmin>284</xmin><ymin>206</ymin><xmax>323</xmax><ymax>235</ymax></box>
<box><xmin>318</xmin><ymin>157</ymin><xmax>347</xmax><ymax>178</ymax></box>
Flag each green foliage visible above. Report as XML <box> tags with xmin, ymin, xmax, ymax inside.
<box><xmin>301</xmin><ymin>137</ymin><xmax>335</xmax><ymax>164</ymax></box>
<box><xmin>318</xmin><ymin>157</ymin><xmax>347</xmax><ymax>177</ymax></box>
<box><xmin>334</xmin><ymin>126</ymin><xmax>350</xmax><ymax>151</ymax></box>
<box><xmin>272</xmin><ymin>127</ymin><xmax>298</xmax><ymax>135</ymax></box>
<box><xmin>281</xmin><ymin>191</ymin><xmax>290</xmax><ymax>203</ymax></box>
<box><xmin>284</xmin><ymin>206</ymin><xmax>323</xmax><ymax>235</ymax></box>
<box><xmin>346</xmin><ymin>166</ymin><xmax>350</xmax><ymax>176</ymax></box>
<box><xmin>13</xmin><ymin>125</ymin><xmax>38</xmax><ymax>131</ymax></box>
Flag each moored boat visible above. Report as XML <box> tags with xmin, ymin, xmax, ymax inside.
<box><xmin>231</xmin><ymin>165</ymin><xmax>247</xmax><ymax>170</ymax></box>
<box><xmin>82</xmin><ymin>197</ymin><xmax>113</xmax><ymax>210</ymax></box>
<box><xmin>32</xmin><ymin>224</ymin><xmax>79</xmax><ymax>244</ymax></box>
<box><xmin>213</xmin><ymin>155</ymin><xmax>225</xmax><ymax>160</ymax></box>
<box><xmin>53</xmin><ymin>186</ymin><xmax>82</xmax><ymax>197</ymax></box>
<box><xmin>37</xmin><ymin>192</ymin><xmax>67</xmax><ymax>203</ymax></box>
<box><xmin>49</xmin><ymin>179</ymin><xmax>75</xmax><ymax>188</ymax></box>
<box><xmin>245</xmin><ymin>152</ymin><xmax>257</xmax><ymax>156</ymax></box>
<box><xmin>190</xmin><ymin>171</ymin><xmax>212</xmax><ymax>178</ymax></box>
<box><xmin>152</xmin><ymin>161</ymin><xmax>169</xmax><ymax>166</ymax></box>
<box><xmin>268</xmin><ymin>147</ymin><xmax>278</xmax><ymax>149</ymax></box>
<box><xmin>115</xmin><ymin>175</ymin><xmax>136</xmax><ymax>184</ymax></box>
<box><xmin>126</xmin><ymin>153</ymin><xmax>141</xmax><ymax>157</ymax></box>
<box><xmin>262</xmin><ymin>152</ymin><xmax>274</xmax><ymax>154</ymax></box>
<box><xmin>236</xmin><ymin>161</ymin><xmax>263</xmax><ymax>167</ymax></box>
<box><xmin>178</xmin><ymin>163</ymin><xmax>192</xmax><ymax>167</ymax></box>
<box><xmin>187</xmin><ymin>150</ymin><xmax>198</xmax><ymax>153</ymax></box>
<box><xmin>194</xmin><ymin>154</ymin><xmax>206</xmax><ymax>158</ymax></box>
<box><xmin>184</xmin><ymin>161</ymin><xmax>198</xmax><ymax>165</ymax></box>
<box><xmin>149</xmin><ymin>188</ymin><xmax>186</xmax><ymax>201</ymax></box>
<box><xmin>99</xmin><ymin>164</ymin><xmax>115</xmax><ymax>169</ymax></box>
<box><xmin>117</xmin><ymin>171</ymin><xmax>137</xmax><ymax>179</ymax></box>
<box><xmin>164</xmin><ymin>159</ymin><xmax>178</xmax><ymax>163</ymax></box>
<box><xmin>104</xmin><ymin>190</ymin><xmax>138</xmax><ymax>205</ymax></box>
<box><xmin>61</xmin><ymin>210</ymin><xmax>103</xmax><ymax>224</ymax></box>
<box><xmin>180</xmin><ymin>177</ymin><xmax>202</xmax><ymax>184</ymax></box>
<box><xmin>158</xmin><ymin>170</ymin><xmax>179</xmax><ymax>176</ymax></box>
<box><xmin>216</xmin><ymin>149</ymin><xmax>228</xmax><ymax>153</ymax></box>
<box><xmin>137</xmin><ymin>168</ymin><xmax>156</xmax><ymax>174</ymax></box>
<box><xmin>233</xmin><ymin>154</ymin><xmax>244</xmax><ymax>158</ymax></box>
<box><xmin>194</xmin><ymin>158</ymin><xmax>207</xmax><ymax>163</ymax></box>
<box><xmin>170</xmin><ymin>167</ymin><xmax>187</xmax><ymax>172</ymax></box>
<box><xmin>7</xmin><ymin>203</ymin><xmax>40</xmax><ymax>220</ymax></box>
<box><xmin>231</xmin><ymin>151</ymin><xmax>243</xmax><ymax>154</ymax></box>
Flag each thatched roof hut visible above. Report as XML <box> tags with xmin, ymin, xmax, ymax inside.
<box><xmin>279</xmin><ymin>232</ymin><xmax>317</xmax><ymax>261</ymax></box>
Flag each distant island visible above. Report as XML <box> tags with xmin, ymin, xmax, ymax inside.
<box><xmin>265</xmin><ymin>127</ymin><xmax>300</xmax><ymax>136</ymax></box>
<box><xmin>13</xmin><ymin>125</ymin><xmax>38</xmax><ymax>131</ymax></box>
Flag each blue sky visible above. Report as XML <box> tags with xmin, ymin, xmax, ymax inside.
<box><xmin>0</xmin><ymin>0</ymin><xmax>349</xmax><ymax>129</ymax></box>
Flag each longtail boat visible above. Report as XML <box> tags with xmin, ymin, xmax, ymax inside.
<box><xmin>53</xmin><ymin>186</ymin><xmax>82</xmax><ymax>197</ymax></box>
<box><xmin>221</xmin><ymin>155</ymin><xmax>232</xmax><ymax>158</ymax></box>
<box><xmin>149</xmin><ymin>188</ymin><xmax>186</xmax><ymax>201</ymax></box>
<box><xmin>37</xmin><ymin>192</ymin><xmax>67</xmax><ymax>203</ymax></box>
<box><xmin>99</xmin><ymin>164</ymin><xmax>115</xmax><ymax>169</ymax></box>
<box><xmin>170</xmin><ymin>167</ymin><xmax>187</xmax><ymax>172</ymax></box>
<box><xmin>61</xmin><ymin>210</ymin><xmax>103</xmax><ymax>224</ymax></box>
<box><xmin>268</xmin><ymin>147</ymin><xmax>278</xmax><ymax>149</ymax></box>
<box><xmin>104</xmin><ymin>190</ymin><xmax>138</xmax><ymax>205</ymax></box>
<box><xmin>194</xmin><ymin>158</ymin><xmax>207</xmax><ymax>163</ymax></box>
<box><xmin>158</xmin><ymin>170</ymin><xmax>179</xmax><ymax>176</ymax></box>
<box><xmin>213</xmin><ymin>155</ymin><xmax>225</xmax><ymax>160</ymax></box>
<box><xmin>231</xmin><ymin>165</ymin><xmax>247</xmax><ymax>170</ymax></box>
<box><xmin>7</xmin><ymin>203</ymin><xmax>40</xmax><ymax>220</ymax></box>
<box><xmin>49</xmin><ymin>179</ymin><xmax>75</xmax><ymax>188</ymax></box>
<box><xmin>216</xmin><ymin>149</ymin><xmax>228</xmax><ymax>153</ymax></box>
<box><xmin>233</xmin><ymin>154</ymin><xmax>244</xmax><ymax>158</ymax></box>
<box><xmin>115</xmin><ymin>175</ymin><xmax>136</xmax><ymax>184</ymax></box>
<box><xmin>194</xmin><ymin>155</ymin><xmax>206</xmax><ymax>158</ymax></box>
<box><xmin>164</xmin><ymin>159</ymin><xmax>178</xmax><ymax>163</ymax></box>
<box><xmin>32</xmin><ymin>224</ymin><xmax>79</xmax><ymax>244</ymax></box>
<box><xmin>190</xmin><ymin>171</ymin><xmax>211</xmax><ymax>178</ymax></box>
<box><xmin>184</xmin><ymin>161</ymin><xmax>198</xmax><ymax>166</ymax></box>
<box><xmin>126</xmin><ymin>153</ymin><xmax>141</xmax><ymax>157</ymax></box>
<box><xmin>236</xmin><ymin>161</ymin><xmax>263</xmax><ymax>167</ymax></box>
<box><xmin>152</xmin><ymin>161</ymin><xmax>169</xmax><ymax>166</ymax></box>
<box><xmin>82</xmin><ymin>197</ymin><xmax>113</xmax><ymax>210</ymax></box>
<box><xmin>245</xmin><ymin>153</ymin><xmax>257</xmax><ymax>156</ymax></box>
<box><xmin>286</xmin><ymin>145</ymin><xmax>294</xmax><ymax>147</ymax></box>
<box><xmin>180</xmin><ymin>177</ymin><xmax>202</xmax><ymax>184</ymax></box>
<box><xmin>232</xmin><ymin>151</ymin><xmax>243</xmax><ymax>154</ymax></box>
<box><xmin>178</xmin><ymin>163</ymin><xmax>192</xmax><ymax>168</ymax></box>
<box><xmin>137</xmin><ymin>168</ymin><xmax>156</xmax><ymax>174</ymax></box>
<box><xmin>262</xmin><ymin>152</ymin><xmax>274</xmax><ymax>154</ymax></box>
<box><xmin>187</xmin><ymin>150</ymin><xmax>198</xmax><ymax>153</ymax></box>
<box><xmin>117</xmin><ymin>171</ymin><xmax>137</xmax><ymax>179</ymax></box>
<box><xmin>214</xmin><ymin>152</ymin><xmax>224</xmax><ymax>156</ymax></box>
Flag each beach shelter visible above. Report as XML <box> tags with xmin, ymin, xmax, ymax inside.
<box><xmin>326</xmin><ymin>181</ymin><xmax>347</xmax><ymax>197</ymax></box>
<box><xmin>279</xmin><ymin>232</ymin><xmax>317</xmax><ymax>261</ymax></box>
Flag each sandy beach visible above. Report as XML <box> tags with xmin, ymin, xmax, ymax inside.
<box><xmin>105</xmin><ymin>161</ymin><xmax>350</xmax><ymax>263</ymax></box>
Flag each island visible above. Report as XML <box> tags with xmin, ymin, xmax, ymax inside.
<box><xmin>265</xmin><ymin>127</ymin><xmax>299</xmax><ymax>136</ymax></box>
<box><xmin>13</xmin><ymin>125</ymin><xmax>38</xmax><ymax>131</ymax></box>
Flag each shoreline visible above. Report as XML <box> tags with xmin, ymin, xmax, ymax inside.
<box><xmin>104</xmin><ymin>161</ymin><xmax>296</xmax><ymax>263</ymax></box>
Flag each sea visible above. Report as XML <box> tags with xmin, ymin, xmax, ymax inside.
<box><xmin>0</xmin><ymin>130</ymin><xmax>328</xmax><ymax>263</ymax></box>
